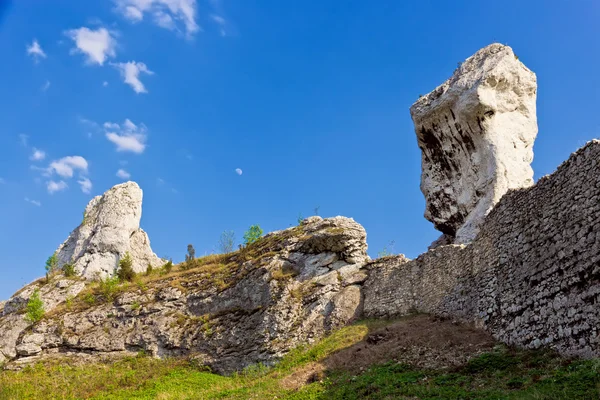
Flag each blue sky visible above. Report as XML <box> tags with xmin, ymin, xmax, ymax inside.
<box><xmin>0</xmin><ymin>0</ymin><xmax>598</xmax><ymax>299</ymax></box>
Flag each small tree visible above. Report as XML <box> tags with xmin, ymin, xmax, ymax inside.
<box><xmin>218</xmin><ymin>230</ymin><xmax>236</xmax><ymax>253</ymax></box>
<box><xmin>25</xmin><ymin>289</ymin><xmax>45</xmax><ymax>323</ymax></box>
<box><xmin>45</xmin><ymin>253</ymin><xmax>58</xmax><ymax>281</ymax></box>
<box><xmin>243</xmin><ymin>225</ymin><xmax>263</xmax><ymax>246</ymax></box>
<box><xmin>185</xmin><ymin>244</ymin><xmax>196</xmax><ymax>262</ymax></box>
<box><xmin>314</xmin><ymin>206</ymin><xmax>320</xmax><ymax>216</ymax></box>
<box><xmin>162</xmin><ymin>259</ymin><xmax>173</xmax><ymax>274</ymax></box>
<box><xmin>117</xmin><ymin>252</ymin><xmax>135</xmax><ymax>282</ymax></box>
<box><xmin>297</xmin><ymin>213</ymin><xmax>304</xmax><ymax>225</ymax></box>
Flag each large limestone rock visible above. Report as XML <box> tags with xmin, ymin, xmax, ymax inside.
<box><xmin>55</xmin><ymin>181</ymin><xmax>162</xmax><ymax>279</ymax></box>
<box><xmin>5</xmin><ymin>216</ymin><xmax>370</xmax><ymax>373</ymax></box>
<box><xmin>410</xmin><ymin>43</ymin><xmax>538</xmax><ymax>244</ymax></box>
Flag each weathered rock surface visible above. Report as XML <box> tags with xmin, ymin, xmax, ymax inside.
<box><xmin>55</xmin><ymin>181</ymin><xmax>162</xmax><ymax>279</ymax></box>
<box><xmin>411</xmin><ymin>43</ymin><xmax>538</xmax><ymax>244</ymax></box>
<box><xmin>0</xmin><ymin>278</ymin><xmax>85</xmax><ymax>364</ymax></box>
<box><xmin>4</xmin><ymin>216</ymin><xmax>370</xmax><ymax>373</ymax></box>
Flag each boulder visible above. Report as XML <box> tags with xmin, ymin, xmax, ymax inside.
<box><xmin>55</xmin><ymin>181</ymin><xmax>162</xmax><ymax>279</ymax></box>
<box><xmin>410</xmin><ymin>43</ymin><xmax>538</xmax><ymax>244</ymax></box>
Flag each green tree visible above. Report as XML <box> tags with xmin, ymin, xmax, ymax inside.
<box><xmin>25</xmin><ymin>289</ymin><xmax>45</xmax><ymax>323</ymax></box>
<box><xmin>218</xmin><ymin>230</ymin><xmax>236</xmax><ymax>253</ymax></box>
<box><xmin>243</xmin><ymin>225</ymin><xmax>263</xmax><ymax>246</ymax></box>
<box><xmin>45</xmin><ymin>253</ymin><xmax>58</xmax><ymax>281</ymax></box>
<box><xmin>117</xmin><ymin>252</ymin><xmax>135</xmax><ymax>282</ymax></box>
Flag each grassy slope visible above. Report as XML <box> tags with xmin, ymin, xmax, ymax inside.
<box><xmin>1</xmin><ymin>317</ymin><xmax>599</xmax><ymax>400</ymax></box>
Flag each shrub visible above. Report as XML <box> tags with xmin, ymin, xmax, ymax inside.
<box><xmin>297</xmin><ymin>213</ymin><xmax>304</xmax><ymax>225</ymax></box>
<box><xmin>62</xmin><ymin>263</ymin><xmax>76</xmax><ymax>277</ymax></box>
<box><xmin>117</xmin><ymin>252</ymin><xmax>135</xmax><ymax>282</ymax></box>
<box><xmin>185</xmin><ymin>244</ymin><xmax>195</xmax><ymax>262</ymax></box>
<box><xmin>145</xmin><ymin>264</ymin><xmax>153</xmax><ymax>276</ymax></box>
<box><xmin>377</xmin><ymin>240</ymin><xmax>396</xmax><ymax>258</ymax></box>
<box><xmin>243</xmin><ymin>225</ymin><xmax>263</xmax><ymax>246</ymax></box>
<box><xmin>25</xmin><ymin>289</ymin><xmax>45</xmax><ymax>323</ymax></box>
<box><xmin>218</xmin><ymin>230</ymin><xmax>236</xmax><ymax>254</ymax></box>
<box><xmin>162</xmin><ymin>259</ymin><xmax>174</xmax><ymax>274</ymax></box>
<box><xmin>99</xmin><ymin>276</ymin><xmax>120</xmax><ymax>302</ymax></box>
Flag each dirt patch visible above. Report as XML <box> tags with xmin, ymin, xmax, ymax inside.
<box><xmin>279</xmin><ymin>362</ymin><xmax>326</xmax><ymax>390</ymax></box>
<box><xmin>323</xmin><ymin>314</ymin><xmax>496</xmax><ymax>374</ymax></box>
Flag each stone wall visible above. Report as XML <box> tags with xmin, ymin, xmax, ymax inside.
<box><xmin>364</xmin><ymin>140</ymin><xmax>600</xmax><ymax>357</ymax></box>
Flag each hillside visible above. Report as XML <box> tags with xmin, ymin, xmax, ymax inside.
<box><xmin>2</xmin><ymin>314</ymin><xmax>599</xmax><ymax>399</ymax></box>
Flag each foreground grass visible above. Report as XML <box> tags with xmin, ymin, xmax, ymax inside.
<box><xmin>1</xmin><ymin>319</ymin><xmax>599</xmax><ymax>400</ymax></box>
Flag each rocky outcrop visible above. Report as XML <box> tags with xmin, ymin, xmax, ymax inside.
<box><xmin>4</xmin><ymin>216</ymin><xmax>370</xmax><ymax>373</ymax></box>
<box><xmin>0</xmin><ymin>278</ymin><xmax>86</xmax><ymax>365</ymax></box>
<box><xmin>411</xmin><ymin>43</ymin><xmax>538</xmax><ymax>244</ymax></box>
<box><xmin>55</xmin><ymin>181</ymin><xmax>162</xmax><ymax>279</ymax></box>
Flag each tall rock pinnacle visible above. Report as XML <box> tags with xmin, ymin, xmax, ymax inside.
<box><xmin>410</xmin><ymin>43</ymin><xmax>538</xmax><ymax>244</ymax></box>
<box><xmin>55</xmin><ymin>181</ymin><xmax>162</xmax><ymax>279</ymax></box>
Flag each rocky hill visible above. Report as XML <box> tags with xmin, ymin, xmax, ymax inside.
<box><xmin>2</xmin><ymin>43</ymin><xmax>600</xmax><ymax>380</ymax></box>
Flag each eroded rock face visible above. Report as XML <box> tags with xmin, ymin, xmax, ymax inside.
<box><xmin>55</xmin><ymin>181</ymin><xmax>162</xmax><ymax>279</ymax></box>
<box><xmin>5</xmin><ymin>216</ymin><xmax>370</xmax><ymax>373</ymax></box>
<box><xmin>411</xmin><ymin>43</ymin><xmax>538</xmax><ymax>244</ymax></box>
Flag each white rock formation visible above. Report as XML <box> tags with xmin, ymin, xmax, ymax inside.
<box><xmin>55</xmin><ymin>181</ymin><xmax>162</xmax><ymax>279</ymax></box>
<box><xmin>410</xmin><ymin>43</ymin><xmax>538</xmax><ymax>244</ymax></box>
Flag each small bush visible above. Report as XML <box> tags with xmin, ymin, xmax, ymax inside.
<box><xmin>117</xmin><ymin>252</ymin><xmax>135</xmax><ymax>282</ymax></box>
<box><xmin>297</xmin><ymin>213</ymin><xmax>304</xmax><ymax>225</ymax></box>
<box><xmin>243</xmin><ymin>225</ymin><xmax>263</xmax><ymax>246</ymax></box>
<box><xmin>99</xmin><ymin>276</ymin><xmax>120</xmax><ymax>302</ymax></box>
<box><xmin>145</xmin><ymin>264</ymin><xmax>153</xmax><ymax>275</ymax></box>
<box><xmin>62</xmin><ymin>263</ymin><xmax>76</xmax><ymax>277</ymax></box>
<box><xmin>185</xmin><ymin>244</ymin><xmax>195</xmax><ymax>262</ymax></box>
<box><xmin>25</xmin><ymin>289</ymin><xmax>45</xmax><ymax>323</ymax></box>
<box><xmin>162</xmin><ymin>259</ymin><xmax>174</xmax><ymax>274</ymax></box>
<box><xmin>83</xmin><ymin>292</ymin><xmax>96</xmax><ymax>305</ymax></box>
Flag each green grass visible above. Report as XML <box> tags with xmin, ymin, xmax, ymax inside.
<box><xmin>1</xmin><ymin>318</ymin><xmax>599</xmax><ymax>400</ymax></box>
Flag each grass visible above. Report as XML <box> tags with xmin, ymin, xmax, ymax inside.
<box><xmin>1</xmin><ymin>318</ymin><xmax>598</xmax><ymax>400</ymax></box>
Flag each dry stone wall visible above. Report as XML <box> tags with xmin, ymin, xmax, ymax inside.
<box><xmin>364</xmin><ymin>140</ymin><xmax>600</xmax><ymax>357</ymax></box>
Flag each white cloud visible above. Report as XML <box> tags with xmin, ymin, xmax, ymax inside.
<box><xmin>210</xmin><ymin>14</ymin><xmax>226</xmax><ymax>36</ymax></box>
<box><xmin>47</xmin><ymin>180</ymin><xmax>68</xmax><ymax>194</ymax></box>
<box><xmin>24</xmin><ymin>197</ymin><xmax>41</xmax><ymax>207</ymax></box>
<box><xmin>30</xmin><ymin>148</ymin><xmax>46</xmax><ymax>161</ymax></box>
<box><xmin>114</xmin><ymin>0</ymin><xmax>199</xmax><ymax>38</ymax></box>
<box><xmin>103</xmin><ymin>81</ymin><xmax>109</xmax><ymax>87</ymax></box>
<box><xmin>78</xmin><ymin>177</ymin><xmax>93</xmax><ymax>194</ymax></box>
<box><xmin>49</xmin><ymin>156</ymin><xmax>89</xmax><ymax>178</ymax></box>
<box><xmin>111</xmin><ymin>61</ymin><xmax>153</xmax><ymax>93</ymax></box>
<box><xmin>27</xmin><ymin>39</ymin><xmax>47</xmax><ymax>61</ymax></box>
<box><xmin>65</xmin><ymin>27</ymin><xmax>117</xmax><ymax>66</ymax></box>
<box><xmin>116</xmin><ymin>169</ymin><xmax>131</xmax><ymax>179</ymax></box>
<box><xmin>41</xmin><ymin>80</ymin><xmax>51</xmax><ymax>91</ymax></box>
<box><xmin>157</xmin><ymin>177</ymin><xmax>165</xmax><ymax>185</ymax></box>
<box><xmin>19</xmin><ymin>134</ymin><xmax>28</xmax><ymax>147</ymax></box>
<box><xmin>235</xmin><ymin>168</ymin><xmax>243</xmax><ymax>175</ymax></box>
<box><xmin>104</xmin><ymin>119</ymin><xmax>147</xmax><ymax>153</ymax></box>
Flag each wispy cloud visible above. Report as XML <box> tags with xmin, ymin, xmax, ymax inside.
<box><xmin>47</xmin><ymin>180</ymin><xmax>69</xmax><ymax>194</ymax></box>
<box><xmin>24</xmin><ymin>197</ymin><xmax>41</xmax><ymax>207</ymax></box>
<box><xmin>49</xmin><ymin>156</ymin><xmax>89</xmax><ymax>178</ymax></box>
<box><xmin>116</xmin><ymin>169</ymin><xmax>131</xmax><ymax>179</ymax></box>
<box><xmin>114</xmin><ymin>0</ymin><xmax>199</xmax><ymax>38</ymax></box>
<box><xmin>30</xmin><ymin>148</ymin><xmax>46</xmax><ymax>161</ymax></box>
<box><xmin>27</xmin><ymin>39</ymin><xmax>47</xmax><ymax>62</ymax></box>
<box><xmin>18</xmin><ymin>134</ymin><xmax>28</xmax><ymax>147</ymax></box>
<box><xmin>235</xmin><ymin>168</ymin><xmax>243</xmax><ymax>176</ymax></box>
<box><xmin>0</xmin><ymin>177</ymin><xmax>5</xmax><ymax>184</ymax></box>
<box><xmin>65</xmin><ymin>27</ymin><xmax>117</xmax><ymax>66</ymax></box>
<box><xmin>105</xmin><ymin>119</ymin><xmax>147</xmax><ymax>153</ymax></box>
<box><xmin>41</xmin><ymin>80</ymin><xmax>51</xmax><ymax>91</ymax></box>
<box><xmin>111</xmin><ymin>61</ymin><xmax>153</xmax><ymax>93</ymax></box>
<box><xmin>210</xmin><ymin>14</ymin><xmax>226</xmax><ymax>36</ymax></box>
<box><xmin>103</xmin><ymin>81</ymin><xmax>109</xmax><ymax>87</ymax></box>
<box><xmin>78</xmin><ymin>177</ymin><xmax>93</xmax><ymax>194</ymax></box>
